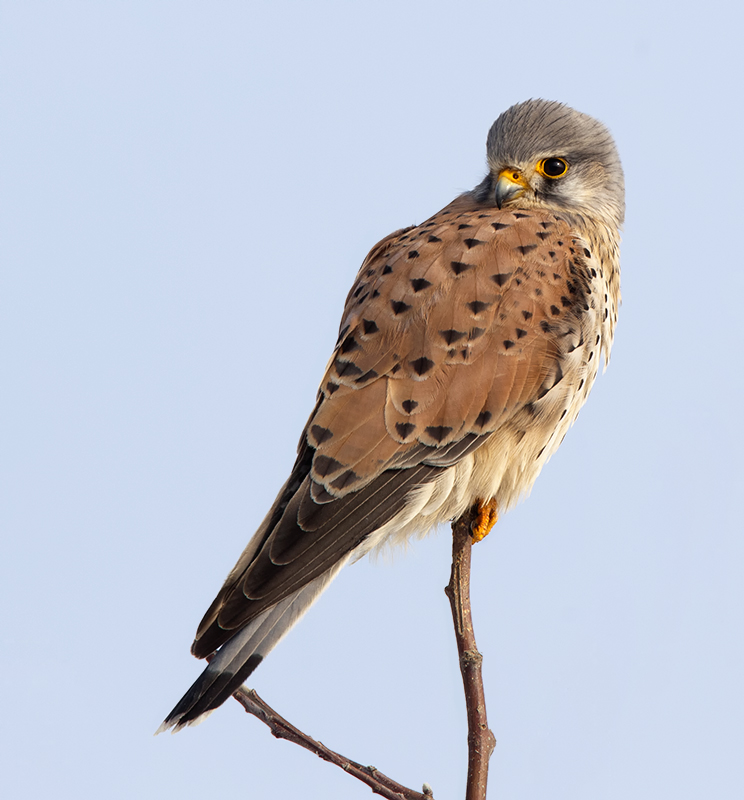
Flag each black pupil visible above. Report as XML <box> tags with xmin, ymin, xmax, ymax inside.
<box><xmin>543</xmin><ymin>158</ymin><xmax>566</xmax><ymax>177</ymax></box>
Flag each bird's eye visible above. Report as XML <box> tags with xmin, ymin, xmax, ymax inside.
<box><xmin>537</xmin><ymin>157</ymin><xmax>569</xmax><ymax>179</ymax></box>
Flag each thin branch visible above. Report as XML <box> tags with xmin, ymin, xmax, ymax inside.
<box><xmin>230</xmin><ymin>685</ymin><xmax>433</xmax><ymax>800</ymax></box>
<box><xmin>222</xmin><ymin>504</ymin><xmax>494</xmax><ymax>799</ymax></box>
<box><xmin>445</xmin><ymin>507</ymin><xmax>497</xmax><ymax>800</ymax></box>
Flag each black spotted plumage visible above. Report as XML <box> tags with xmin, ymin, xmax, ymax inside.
<box><xmin>160</xmin><ymin>99</ymin><xmax>624</xmax><ymax>733</ymax></box>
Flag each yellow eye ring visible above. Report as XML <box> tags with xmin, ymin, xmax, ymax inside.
<box><xmin>537</xmin><ymin>157</ymin><xmax>569</xmax><ymax>179</ymax></box>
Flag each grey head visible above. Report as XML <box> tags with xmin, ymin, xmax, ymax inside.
<box><xmin>475</xmin><ymin>99</ymin><xmax>624</xmax><ymax>228</ymax></box>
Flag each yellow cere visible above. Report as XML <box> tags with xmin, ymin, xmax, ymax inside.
<box><xmin>497</xmin><ymin>168</ymin><xmax>529</xmax><ymax>187</ymax></box>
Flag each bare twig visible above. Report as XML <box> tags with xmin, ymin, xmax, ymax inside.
<box><xmin>230</xmin><ymin>686</ymin><xmax>433</xmax><ymax>800</ymax></box>
<box><xmin>221</xmin><ymin>504</ymin><xmax>494</xmax><ymax>798</ymax></box>
<box><xmin>445</xmin><ymin>507</ymin><xmax>497</xmax><ymax>800</ymax></box>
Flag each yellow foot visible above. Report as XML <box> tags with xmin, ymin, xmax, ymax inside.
<box><xmin>470</xmin><ymin>498</ymin><xmax>498</xmax><ymax>542</ymax></box>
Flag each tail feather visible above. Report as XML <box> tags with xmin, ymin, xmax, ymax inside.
<box><xmin>158</xmin><ymin>560</ymin><xmax>347</xmax><ymax>733</ymax></box>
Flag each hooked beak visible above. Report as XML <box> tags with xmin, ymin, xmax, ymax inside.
<box><xmin>494</xmin><ymin>168</ymin><xmax>529</xmax><ymax>208</ymax></box>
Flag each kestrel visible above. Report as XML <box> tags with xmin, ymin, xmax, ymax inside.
<box><xmin>160</xmin><ymin>99</ymin><xmax>624</xmax><ymax>732</ymax></box>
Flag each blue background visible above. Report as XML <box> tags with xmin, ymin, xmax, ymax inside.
<box><xmin>2</xmin><ymin>2</ymin><xmax>742</xmax><ymax>798</ymax></box>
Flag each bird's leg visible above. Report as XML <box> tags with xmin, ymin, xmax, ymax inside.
<box><xmin>470</xmin><ymin>498</ymin><xmax>498</xmax><ymax>542</ymax></box>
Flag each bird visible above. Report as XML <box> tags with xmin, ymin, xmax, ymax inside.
<box><xmin>159</xmin><ymin>99</ymin><xmax>624</xmax><ymax>733</ymax></box>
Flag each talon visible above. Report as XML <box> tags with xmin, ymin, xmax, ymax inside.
<box><xmin>470</xmin><ymin>498</ymin><xmax>498</xmax><ymax>542</ymax></box>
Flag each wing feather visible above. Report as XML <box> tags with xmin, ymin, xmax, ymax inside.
<box><xmin>191</xmin><ymin>194</ymin><xmax>592</xmax><ymax>659</ymax></box>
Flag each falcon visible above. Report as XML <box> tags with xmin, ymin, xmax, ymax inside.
<box><xmin>160</xmin><ymin>99</ymin><xmax>624</xmax><ymax>732</ymax></box>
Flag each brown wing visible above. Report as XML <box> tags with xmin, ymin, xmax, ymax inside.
<box><xmin>192</xmin><ymin>194</ymin><xmax>592</xmax><ymax>657</ymax></box>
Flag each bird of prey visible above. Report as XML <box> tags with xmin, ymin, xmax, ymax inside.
<box><xmin>160</xmin><ymin>99</ymin><xmax>624</xmax><ymax>732</ymax></box>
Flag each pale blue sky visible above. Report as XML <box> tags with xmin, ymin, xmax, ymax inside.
<box><xmin>2</xmin><ymin>2</ymin><xmax>743</xmax><ymax>798</ymax></box>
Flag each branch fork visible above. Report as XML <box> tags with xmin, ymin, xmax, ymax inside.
<box><xmin>228</xmin><ymin>506</ymin><xmax>495</xmax><ymax>799</ymax></box>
